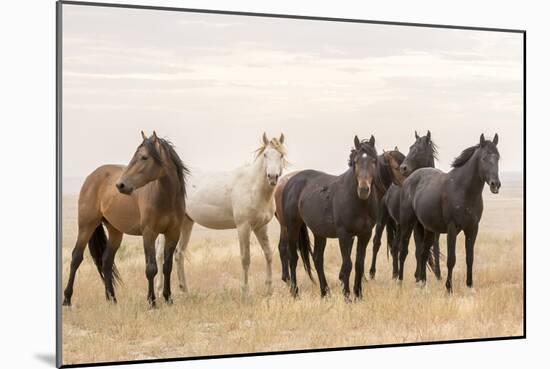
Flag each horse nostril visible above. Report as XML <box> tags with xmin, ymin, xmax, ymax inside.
<box><xmin>116</xmin><ymin>182</ymin><xmax>124</xmax><ymax>190</ymax></box>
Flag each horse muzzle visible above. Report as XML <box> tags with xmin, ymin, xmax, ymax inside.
<box><xmin>357</xmin><ymin>186</ymin><xmax>371</xmax><ymax>200</ymax></box>
<box><xmin>116</xmin><ymin>181</ymin><xmax>134</xmax><ymax>195</ymax></box>
<box><xmin>267</xmin><ymin>173</ymin><xmax>279</xmax><ymax>187</ymax></box>
<box><xmin>489</xmin><ymin>180</ymin><xmax>501</xmax><ymax>194</ymax></box>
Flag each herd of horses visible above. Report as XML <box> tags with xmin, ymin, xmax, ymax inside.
<box><xmin>62</xmin><ymin>130</ymin><xmax>501</xmax><ymax>308</ymax></box>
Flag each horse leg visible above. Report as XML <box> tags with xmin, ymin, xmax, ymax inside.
<box><xmin>413</xmin><ymin>224</ymin><xmax>424</xmax><ymax>282</ymax></box>
<box><xmin>237</xmin><ymin>223</ymin><xmax>252</xmax><ymax>296</ymax></box>
<box><xmin>390</xmin><ymin>224</ymin><xmax>400</xmax><ymax>279</ymax></box>
<box><xmin>278</xmin><ymin>226</ymin><xmax>290</xmax><ymax>284</ymax></box>
<box><xmin>338</xmin><ymin>234</ymin><xmax>354</xmax><ymax>301</ymax></box>
<box><xmin>253</xmin><ymin>224</ymin><xmax>273</xmax><ymax>295</ymax></box>
<box><xmin>154</xmin><ymin>235</ymin><xmax>165</xmax><ymax>297</ymax></box>
<box><xmin>288</xmin><ymin>236</ymin><xmax>300</xmax><ymax>297</ymax></box>
<box><xmin>62</xmin><ymin>223</ymin><xmax>98</xmax><ymax>306</ymax></box>
<box><xmin>162</xmin><ymin>228</ymin><xmax>180</xmax><ymax>304</ymax></box>
<box><xmin>419</xmin><ymin>230</ymin><xmax>435</xmax><ymax>286</ymax></box>
<box><xmin>445</xmin><ymin>224</ymin><xmax>458</xmax><ymax>293</ymax></box>
<box><xmin>313</xmin><ymin>236</ymin><xmax>329</xmax><ymax>297</ymax></box>
<box><xmin>103</xmin><ymin>223</ymin><xmax>122</xmax><ymax>303</ymax></box>
<box><xmin>433</xmin><ymin>233</ymin><xmax>442</xmax><ymax>280</ymax></box>
<box><xmin>464</xmin><ymin>224</ymin><xmax>479</xmax><ymax>289</ymax></box>
<box><xmin>174</xmin><ymin>215</ymin><xmax>194</xmax><ymax>292</ymax></box>
<box><xmin>397</xmin><ymin>222</ymin><xmax>414</xmax><ymax>283</ymax></box>
<box><xmin>354</xmin><ymin>232</ymin><xmax>372</xmax><ymax>299</ymax></box>
<box><xmin>339</xmin><ymin>236</ymin><xmax>354</xmax><ymax>285</ymax></box>
<box><xmin>142</xmin><ymin>230</ymin><xmax>159</xmax><ymax>307</ymax></box>
<box><xmin>370</xmin><ymin>209</ymin><xmax>388</xmax><ymax>279</ymax></box>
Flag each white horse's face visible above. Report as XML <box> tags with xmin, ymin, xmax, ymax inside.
<box><xmin>263</xmin><ymin>145</ymin><xmax>284</xmax><ymax>186</ymax></box>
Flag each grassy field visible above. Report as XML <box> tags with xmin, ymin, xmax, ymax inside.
<box><xmin>61</xmin><ymin>180</ymin><xmax>524</xmax><ymax>365</ymax></box>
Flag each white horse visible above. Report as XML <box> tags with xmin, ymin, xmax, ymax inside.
<box><xmin>156</xmin><ymin>133</ymin><xmax>288</xmax><ymax>295</ymax></box>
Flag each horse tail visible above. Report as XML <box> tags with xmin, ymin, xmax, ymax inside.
<box><xmin>297</xmin><ymin>223</ymin><xmax>315</xmax><ymax>282</ymax></box>
<box><xmin>88</xmin><ymin>223</ymin><xmax>122</xmax><ymax>287</ymax></box>
<box><xmin>426</xmin><ymin>244</ymin><xmax>444</xmax><ymax>276</ymax></box>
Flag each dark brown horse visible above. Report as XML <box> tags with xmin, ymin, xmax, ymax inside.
<box><xmin>371</xmin><ymin>132</ymin><xmax>442</xmax><ymax>281</ymax></box>
<box><xmin>398</xmin><ymin>134</ymin><xmax>501</xmax><ymax>292</ymax></box>
<box><xmin>62</xmin><ymin>132</ymin><xmax>188</xmax><ymax>307</ymax></box>
<box><xmin>281</xmin><ymin>136</ymin><xmax>379</xmax><ymax>300</ymax></box>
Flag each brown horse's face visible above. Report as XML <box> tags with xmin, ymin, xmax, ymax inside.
<box><xmin>116</xmin><ymin>135</ymin><xmax>164</xmax><ymax>195</ymax></box>
<box><xmin>352</xmin><ymin>135</ymin><xmax>377</xmax><ymax>200</ymax></box>
<box><xmin>384</xmin><ymin>151</ymin><xmax>405</xmax><ymax>186</ymax></box>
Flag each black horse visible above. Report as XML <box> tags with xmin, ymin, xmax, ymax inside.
<box><xmin>370</xmin><ymin>131</ymin><xmax>442</xmax><ymax>280</ymax></box>
<box><xmin>397</xmin><ymin>134</ymin><xmax>501</xmax><ymax>292</ymax></box>
<box><xmin>281</xmin><ymin>135</ymin><xmax>379</xmax><ymax>299</ymax></box>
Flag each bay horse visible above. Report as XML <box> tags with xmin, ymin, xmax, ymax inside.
<box><xmin>397</xmin><ymin>134</ymin><xmax>501</xmax><ymax>292</ymax></box>
<box><xmin>63</xmin><ymin>131</ymin><xmax>188</xmax><ymax>307</ymax></box>
<box><xmin>370</xmin><ymin>131</ymin><xmax>442</xmax><ymax>281</ymax></box>
<box><xmin>156</xmin><ymin>133</ymin><xmax>287</xmax><ymax>295</ymax></box>
<box><xmin>281</xmin><ymin>135</ymin><xmax>379</xmax><ymax>300</ymax></box>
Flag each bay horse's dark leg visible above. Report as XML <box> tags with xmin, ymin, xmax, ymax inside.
<box><xmin>142</xmin><ymin>231</ymin><xmax>159</xmax><ymax>307</ymax></box>
<box><xmin>445</xmin><ymin>224</ymin><xmax>458</xmax><ymax>293</ymax></box>
<box><xmin>433</xmin><ymin>233</ymin><xmax>442</xmax><ymax>280</ymax></box>
<box><xmin>398</xmin><ymin>222</ymin><xmax>415</xmax><ymax>282</ymax></box>
<box><xmin>313</xmin><ymin>236</ymin><xmax>329</xmax><ymax>297</ymax></box>
<box><xmin>370</xmin><ymin>208</ymin><xmax>388</xmax><ymax>279</ymax></box>
<box><xmin>354</xmin><ymin>232</ymin><xmax>372</xmax><ymax>299</ymax></box>
<box><xmin>102</xmin><ymin>224</ymin><xmax>122</xmax><ymax>303</ymax></box>
<box><xmin>413</xmin><ymin>225</ymin><xmax>424</xmax><ymax>282</ymax></box>
<box><xmin>464</xmin><ymin>224</ymin><xmax>479</xmax><ymax>289</ymax></box>
<box><xmin>63</xmin><ymin>223</ymin><xmax>98</xmax><ymax>306</ymax></box>
<box><xmin>162</xmin><ymin>228</ymin><xmax>180</xmax><ymax>304</ymax></box>
<box><xmin>338</xmin><ymin>234</ymin><xmax>354</xmax><ymax>301</ymax></box>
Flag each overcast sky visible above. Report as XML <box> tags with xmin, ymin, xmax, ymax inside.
<box><xmin>62</xmin><ymin>4</ymin><xmax>523</xmax><ymax>190</ymax></box>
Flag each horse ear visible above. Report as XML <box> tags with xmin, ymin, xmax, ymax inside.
<box><xmin>354</xmin><ymin>135</ymin><xmax>361</xmax><ymax>150</ymax></box>
<box><xmin>480</xmin><ymin>133</ymin><xmax>486</xmax><ymax>146</ymax></box>
<box><xmin>369</xmin><ymin>135</ymin><xmax>375</xmax><ymax>146</ymax></box>
<box><xmin>279</xmin><ymin>133</ymin><xmax>285</xmax><ymax>144</ymax></box>
<box><xmin>141</xmin><ymin>131</ymin><xmax>147</xmax><ymax>140</ymax></box>
<box><xmin>262</xmin><ymin>132</ymin><xmax>269</xmax><ymax>145</ymax></box>
<box><xmin>493</xmin><ymin>133</ymin><xmax>499</xmax><ymax>146</ymax></box>
<box><xmin>427</xmin><ymin>130</ymin><xmax>431</xmax><ymax>141</ymax></box>
<box><xmin>394</xmin><ymin>146</ymin><xmax>399</xmax><ymax>152</ymax></box>
<box><xmin>415</xmin><ymin>131</ymin><xmax>419</xmax><ymax>139</ymax></box>
<box><xmin>152</xmin><ymin>131</ymin><xmax>158</xmax><ymax>142</ymax></box>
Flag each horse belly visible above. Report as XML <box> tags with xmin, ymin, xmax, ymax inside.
<box><xmin>187</xmin><ymin>202</ymin><xmax>236</xmax><ymax>229</ymax></box>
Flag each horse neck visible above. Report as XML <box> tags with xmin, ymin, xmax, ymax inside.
<box><xmin>248</xmin><ymin>156</ymin><xmax>275</xmax><ymax>201</ymax></box>
<box><xmin>375</xmin><ymin>158</ymin><xmax>392</xmax><ymax>195</ymax></box>
<box><xmin>342</xmin><ymin>168</ymin><xmax>359</xmax><ymax>196</ymax></box>
<box><xmin>155</xmin><ymin>157</ymin><xmax>184</xmax><ymax>206</ymax></box>
<box><xmin>449</xmin><ymin>149</ymin><xmax>485</xmax><ymax>197</ymax></box>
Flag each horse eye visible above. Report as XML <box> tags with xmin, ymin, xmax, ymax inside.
<box><xmin>141</xmin><ymin>155</ymin><xmax>148</xmax><ymax>161</ymax></box>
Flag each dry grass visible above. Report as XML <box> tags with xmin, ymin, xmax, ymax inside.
<box><xmin>61</xmin><ymin>183</ymin><xmax>524</xmax><ymax>365</ymax></box>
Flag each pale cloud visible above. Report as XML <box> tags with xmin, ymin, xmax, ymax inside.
<box><xmin>61</xmin><ymin>4</ymin><xmax>523</xmax><ymax>191</ymax></box>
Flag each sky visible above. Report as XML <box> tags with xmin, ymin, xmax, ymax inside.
<box><xmin>62</xmin><ymin>4</ymin><xmax>523</xmax><ymax>192</ymax></box>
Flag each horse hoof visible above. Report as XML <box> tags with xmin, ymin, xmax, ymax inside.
<box><xmin>369</xmin><ymin>271</ymin><xmax>376</xmax><ymax>280</ymax></box>
<box><xmin>415</xmin><ymin>280</ymin><xmax>426</xmax><ymax>289</ymax></box>
<box><xmin>343</xmin><ymin>295</ymin><xmax>352</xmax><ymax>304</ymax></box>
<box><xmin>62</xmin><ymin>298</ymin><xmax>71</xmax><ymax>307</ymax></box>
<box><xmin>164</xmin><ymin>296</ymin><xmax>173</xmax><ymax>305</ymax></box>
<box><xmin>396</xmin><ymin>279</ymin><xmax>403</xmax><ymax>287</ymax></box>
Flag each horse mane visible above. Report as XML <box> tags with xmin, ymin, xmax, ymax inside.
<box><xmin>451</xmin><ymin>141</ymin><xmax>499</xmax><ymax>168</ymax></box>
<box><xmin>389</xmin><ymin>150</ymin><xmax>406</xmax><ymax>164</ymax></box>
<box><xmin>142</xmin><ymin>137</ymin><xmax>190</xmax><ymax>197</ymax></box>
<box><xmin>254</xmin><ymin>137</ymin><xmax>289</xmax><ymax>168</ymax></box>
<box><xmin>348</xmin><ymin>139</ymin><xmax>378</xmax><ymax>167</ymax></box>
<box><xmin>426</xmin><ymin>138</ymin><xmax>439</xmax><ymax>162</ymax></box>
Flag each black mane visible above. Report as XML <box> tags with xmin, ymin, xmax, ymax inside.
<box><xmin>451</xmin><ymin>141</ymin><xmax>499</xmax><ymax>168</ymax></box>
<box><xmin>142</xmin><ymin>137</ymin><xmax>190</xmax><ymax>198</ymax></box>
